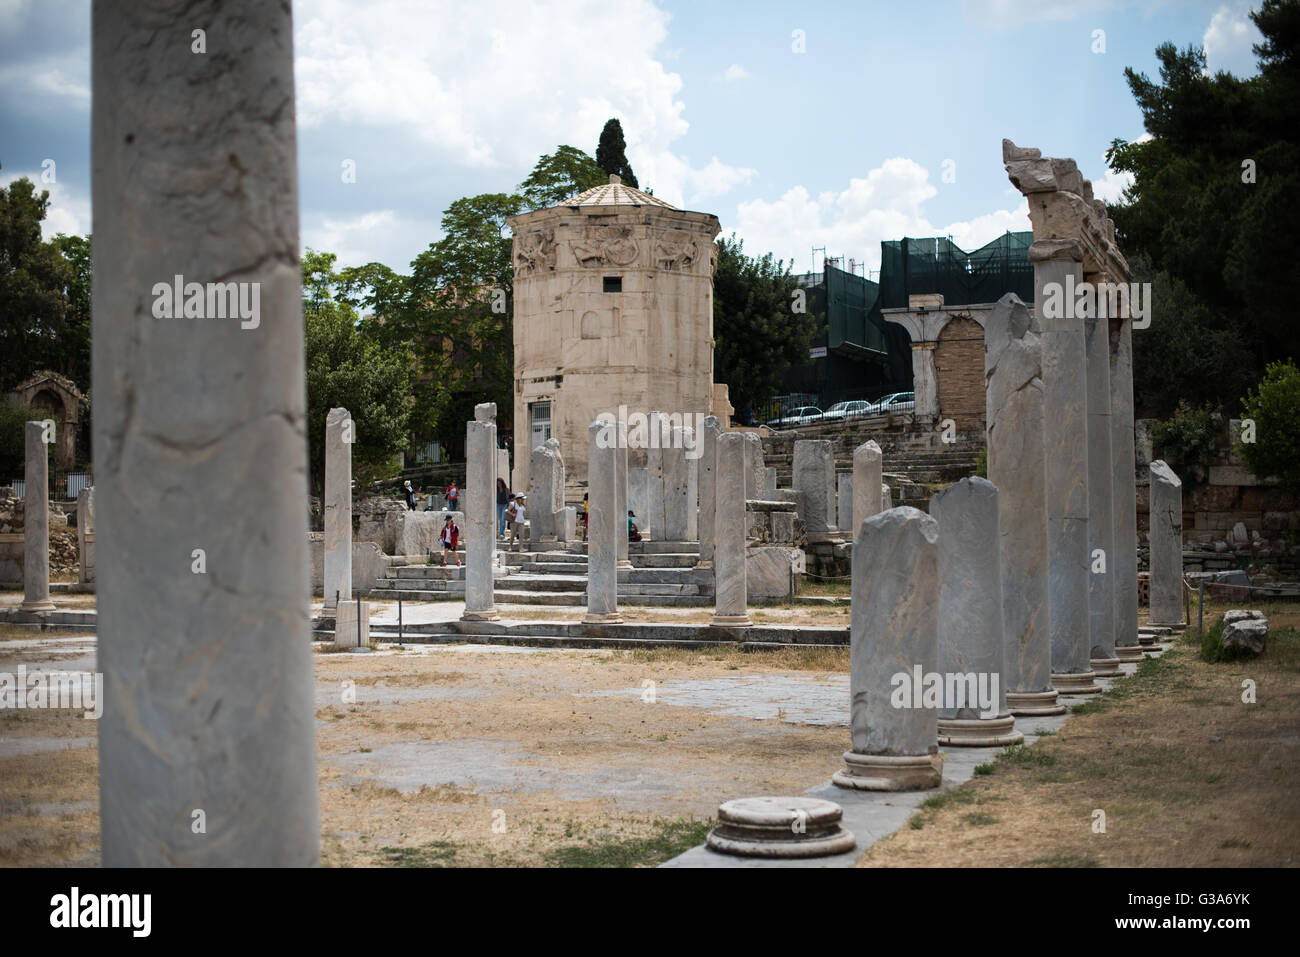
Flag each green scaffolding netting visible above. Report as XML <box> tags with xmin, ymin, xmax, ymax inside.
<box><xmin>878</xmin><ymin>231</ymin><xmax>1035</xmax><ymax>309</ymax></box>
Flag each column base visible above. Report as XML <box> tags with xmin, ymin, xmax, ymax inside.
<box><xmin>460</xmin><ymin>610</ymin><xmax>500</xmax><ymax>622</ymax></box>
<box><xmin>1147</xmin><ymin>620</ymin><xmax>1186</xmax><ymax>632</ymax></box>
<box><xmin>936</xmin><ymin>716</ymin><xmax>1024</xmax><ymax>747</ymax></box>
<box><xmin>1090</xmin><ymin>656</ymin><xmax>1124</xmax><ymax>677</ymax></box>
<box><xmin>1115</xmin><ymin>644</ymin><xmax>1145</xmax><ymax>662</ymax></box>
<box><xmin>709</xmin><ymin>614</ymin><xmax>752</xmax><ymax>628</ymax></box>
<box><xmin>1006</xmin><ymin>690</ymin><xmax>1066</xmax><ymax>716</ymax></box>
<box><xmin>832</xmin><ymin>751</ymin><xmax>943</xmax><ymax>791</ymax></box>
<box><xmin>617</xmin><ymin>560</ymin><xmax>634</xmax><ymax>569</ymax></box>
<box><xmin>1051</xmin><ymin>671</ymin><xmax>1103</xmax><ymax>694</ymax></box>
<box><xmin>706</xmin><ymin>797</ymin><xmax>856</xmax><ymax>859</ymax></box>
<box><xmin>19</xmin><ymin>599</ymin><xmax>56</xmax><ymax>613</ymax></box>
<box><xmin>583</xmin><ymin>612</ymin><xmax>624</xmax><ymax>625</ymax></box>
<box><xmin>694</xmin><ymin>559</ymin><xmax>714</xmax><ymax>570</ymax></box>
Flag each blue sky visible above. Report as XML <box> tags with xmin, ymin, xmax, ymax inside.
<box><xmin>0</xmin><ymin>0</ymin><xmax>1266</xmax><ymax>277</ymax></box>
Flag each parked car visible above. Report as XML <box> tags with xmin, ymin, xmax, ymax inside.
<box><xmin>871</xmin><ymin>392</ymin><xmax>916</xmax><ymax>416</ymax></box>
<box><xmin>821</xmin><ymin>400</ymin><xmax>875</xmax><ymax>422</ymax></box>
<box><xmin>765</xmin><ymin>405</ymin><xmax>824</xmax><ymax>427</ymax></box>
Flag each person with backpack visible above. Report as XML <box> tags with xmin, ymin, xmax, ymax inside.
<box><xmin>438</xmin><ymin>514</ymin><xmax>460</xmax><ymax>567</ymax></box>
<box><xmin>506</xmin><ymin>494</ymin><xmax>527</xmax><ymax>550</ymax></box>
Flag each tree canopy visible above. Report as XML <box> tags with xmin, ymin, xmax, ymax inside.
<box><xmin>595</xmin><ymin>119</ymin><xmax>638</xmax><ymax>188</ymax></box>
<box><xmin>518</xmin><ymin>145</ymin><xmax>606</xmax><ymax>210</ymax></box>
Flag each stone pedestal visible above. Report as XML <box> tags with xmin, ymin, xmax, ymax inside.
<box><xmin>92</xmin><ymin>0</ymin><xmax>319</xmax><ymax>865</ymax></box>
<box><xmin>556</xmin><ymin>506</ymin><xmax>576</xmax><ymax>542</ymax></box>
<box><xmin>984</xmin><ymin>294</ymin><xmax>1064</xmax><ymax>717</ymax></box>
<box><xmin>834</xmin><ymin>507</ymin><xmax>943</xmax><ymax>791</ymax></box>
<box><xmin>77</xmin><ymin>486</ymin><xmax>95</xmax><ymax>585</ymax></box>
<box><xmin>1033</xmin><ymin>240</ymin><xmax>1100</xmax><ymax>695</ymax></box>
<box><xmin>530</xmin><ymin>444</ymin><xmax>558</xmax><ymax>541</ymax></box>
<box><xmin>793</xmin><ymin>439</ymin><xmax>833</xmax><ymax>533</ymax></box>
<box><xmin>585</xmin><ymin>420</ymin><xmax>622</xmax><ymax>624</ymax></box>
<box><xmin>852</xmin><ymin>440</ymin><xmax>883</xmax><ymax>533</ymax></box>
<box><xmin>333</xmin><ymin>600</ymin><xmax>371</xmax><ymax>651</ymax></box>
<box><xmin>696</xmin><ymin>416</ymin><xmax>719</xmax><ymax>569</ymax></box>
<box><xmin>763</xmin><ymin>467</ymin><xmax>777</xmax><ymax>495</ymax></box>
<box><xmin>20</xmin><ymin>421</ymin><xmax>55</xmax><ymax>612</ymax></box>
<box><xmin>706</xmin><ymin>797</ymin><xmax>856</xmax><ymax>858</ymax></box>
<box><xmin>1149</xmin><ymin>459</ymin><xmax>1185</xmax><ymax>627</ymax></box>
<box><xmin>930</xmin><ymin>478</ymin><xmax>1024</xmax><ymax>747</ymax></box>
<box><xmin>1085</xmin><ymin>314</ymin><xmax>1120</xmax><ymax>677</ymax></box>
<box><xmin>462</xmin><ymin>406</ymin><xmax>499</xmax><ymax>621</ymax></box>
<box><xmin>710</xmin><ymin>433</ymin><xmax>751</xmax><ymax>627</ymax></box>
<box><xmin>323</xmin><ymin>407</ymin><xmax>352</xmax><ymax>613</ymax></box>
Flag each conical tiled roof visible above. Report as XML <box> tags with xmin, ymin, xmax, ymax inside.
<box><xmin>563</xmin><ymin>174</ymin><xmax>677</xmax><ymax>209</ymax></box>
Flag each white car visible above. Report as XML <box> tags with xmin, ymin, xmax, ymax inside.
<box><xmin>765</xmin><ymin>405</ymin><xmax>824</xmax><ymax>427</ymax></box>
<box><xmin>821</xmin><ymin>400</ymin><xmax>874</xmax><ymax>422</ymax></box>
<box><xmin>871</xmin><ymin>392</ymin><xmax>916</xmax><ymax>415</ymax></box>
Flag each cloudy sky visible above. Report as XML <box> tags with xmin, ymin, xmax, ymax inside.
<box><xmin>0</xmin><ymin>0</ymin><xmax>1266</xmax><ymax>278</ymax></box>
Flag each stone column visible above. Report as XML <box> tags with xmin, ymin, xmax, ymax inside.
<box><xmin>1032</xmin><ymin>239</ymin><xmax>1100</xmax><ymax>694</ymax></box>
<box><xmin>882</xmin><ymin>484</ymin><xmax>891</xmax><ymax>507</ymax></box>
<box><xmin>837</xmin><ymin>473</ymin><xmax>853</xmax><ymax>530</ymax></box>
<box><xmin>743</xmin><ymin>432</ymin><xmax>764</xmax><ymax>500</ymax></box>
<box><xmin>585</xmin><ymin>420</ymin><xmax>622</xmax><ymax>623</ymax></box>
<box><xmin>529</xmin><ymin>444</ymin><xmax>556</xmax><ymax>541</ymax></box>
<box><xmin>763</xmin><ymin>467</ymin><xmax>777</xmax><ymax>495</ymax></box>
<box><xmin>696</xmin><ymin>415</ymin><xmax>719</xmax><ymax>568</ymax></box>
<box><xmin>930</xmin><ymin>478</ymin><xmax>1023</xmax><ymax>745</ymax></box>
<box><xmin>1110</xmin><ymin>315</ymin><xmax>1142</xmax><ymax>659</ymax></box>
<box><xmin>852</xmin><ymin>440</ymin><xmax>883</xmax><ymax>532</ymax></box>
<box><xmin>646</xmin><ymin>411</ymin><xmax>666</xmax><ymax>541</ymax></box>
<box><xmin>615</xmin><ymin>421</ymin><xmax>631</xmax><ymax>568</ymax></box>
<box><xmin>462</xmin><ymin>404</ymin><xmax>499</xmax><ymax>621</ymax></box>
<box><xmin>663</xmin><ymin>430</ymin><xmax>689</xmax><ymax>542</ymax></box>
<box><xmin>910</xmin><ymin>342</ymin><xmax>939</xmax><ymax>425</ymax></box>
<box><xmin>323</xmin><ymin>408</ymin><xmax>352</xmax><ymax>613</ymax></box>
<box><xmin>985</xmin><ymin>293</ymin><xmax>1063</xmax><ymax>716</ymax></box>
<box><xmin>1148</xmin><ymin>460</ymin><xmax>1185</xmax><ymax>628</ymax></box>
<box><xmin>826</xmin><ymin>457</ymin><xmax>838</xmax><ymax>532</ymax></box>
<box><xmin>76</xmin><ymin>485</ymin><xmax>95</xmax><ymax>585</ymax></box>
<box><xmin>20</xmin><ymin>422</ymin><xmax>54</xmax><ymax>612</ymax></box>
<box><xmin>833</xmin><ymin>507</ymin><xmax>943</xmax><ymax>791</ymax></box>
<box><xmin>92</xmin><ymin>0</ymin><xmax>318</xmax><ymax>864</ymax></box>
<box><xmin>710</xmin><ymin>433</ymin><xmax>751</xmax><ymax>627</ymax></box>
<box><xmin>545</xmin><ymin>436</ymin><xmax>565</xmax><ymax>511</ymax></box>
<box><xmin>793</xmin><ymin>439</ymin><xmax>832</xmax><ymax>533</ymax></box>
<box><xmin>1084</xmin><ymin>312</ymin><xmax>1120</xmax><ymax>676</ymax></box>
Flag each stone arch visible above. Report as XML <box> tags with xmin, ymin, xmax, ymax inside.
<box><xmin>934</xmin><ymin>315</ymin><xmax>985</xmax><ymax>430</ymax></box>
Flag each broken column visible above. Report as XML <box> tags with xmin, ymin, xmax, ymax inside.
<box><xmin>646</xmin><ymin>410</ymin><xmax>666</xmax><ymax>540</ymax></box>
<box><xmin>1033</xmin><ymin>238</ymin><xmax>1100</xmax><ymax>695</ymax></box>
<box><xmin>462</xmin><ymin>404</ymin><xmax>499</xmax><ymax>621</ymax></box>
<box><xmin>1110</xmin><ymin>314</ymin><xmax>1143</xmax><ymax>660</ymax></box>
<box><xmin>696</xmin><ymin>415</ymin><xmax>719</xmax><ymax>568</ymax></box>
<box><xmin>837</xmin><ymin>473</ymin><xmax>853</xmax><ymax>530</ymax></box>
<box><xmin>1085</xmin><ymin>312</ymin><xmax>1121</xmax><ymax>677</ymax></box>
<box><xmin>1148</xmin><ymin>460</ymin><xmax>1185</xmax><ymax>628</ymax></box>
<box><xmin>615</xmin><ymin>421</ymin><xmax>631</xmax><ymax>567</ymax></box>
<box><xmin>529</xmin><ymin>443</ymin><xmax>557</xmax><ymax>541</ymax></box>
<box><xmin>323</xmin><ymin>407</ymin><xmax>352</xmax><ymax>614</ymax></box>
<box><xmin>833</xmin><ymin>507</ymin><xmax>943</xmax><ymax>791</ymax></box>
<box><xmin>92</xmin><ymin>0</ymin><xmax>318</xmax><ymax>864</ymax></box>
<box><xmin>710</xmin><ymin>433</ymin><xmax>751</xmax><ymax>627</ymax></box>
<box><xmin>743</xmin><ymin>432</ymin><xmax>764</xmax><ymax>500</ymax></box>
<box><xmin>985</xmin><ymin>293</ymin><xmax>1063</xmax><ymax>716</ymax></box>
<box><xmin>20</xmin><ymin>421</ymin><xmax>54</xmax><ymax>613</ymax></box>
<box><xmin>76</xmin><ymin>485</ymin><xmax>94</xmax><ymax>585</ymax></box>
<box><xmin>663</xmin><ymin>428</ymin><xmax>690</xmax><ymax>541</ymax></box>
<box><xmin>852</xmin><ymin>440</ymin><xmax>883</xmax><ymax>532</ymax></box>
<box><xmin>585</xmin><ymin>419</ymin><xmax>622</xmax><ymax>624</ymax></box>
<box><xmin>793</xmin><ymin>439</ymin><xmax>833</xmax><ymax>533</ymax></box>
<box><xmin>930</xmin><ymin>477</ymin><xmax>1023</xmax><ymax>746</ymax></box>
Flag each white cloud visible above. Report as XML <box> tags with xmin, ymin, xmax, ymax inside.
<box><xmin>1203</xmin><ymin>2</ymin><xmax>1262</xmax><ymax>76</ymax></box>
<box><xmin>1</xmin><ymin>169</ymin><xmax>90</xmax><ymax>239</ymax></box>
<box><xmin>302</xmin><ymin>208</ymin><xmax>419</xmax><ymax>271</ymax></box>
<box><xmin>293</xmin><ymin>0</ymin><xmax>754</xmax><ymax>209</ymax></box>
<box><xmin>962</xmin><ymin>0</ymin><xmax>1116</xmax><ymax>27</ymax></box>
<box><xmin>731</xmin><ymin>157</ymin><xmax>1031</xmax><ymax>274</ymax></box>
<box><xmin>723</xmin><ymin>63</ymin><xmax>749</xmax><ymax>82</ymax></box>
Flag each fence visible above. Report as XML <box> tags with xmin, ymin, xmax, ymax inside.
<box><xmin>3</xmin><ymin>472</ymin><xmax>91</xmax><ymax>500</ymax></box>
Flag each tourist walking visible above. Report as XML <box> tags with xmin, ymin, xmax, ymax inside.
<box><xmin>445</xmin><ymin>480</ymin><xmax>459</xmax><ymax>512</ymax></box>
<box><xmin>402</xmin><ymin>479</ymin><xmax>417</xmax><ymax>511</ymax></box>
<box><xmin>438</xmin><ymin>514</ymin><xmax>460</xmax><ymax>567</ymax></box>
<box><xmin>496</xmin><ymin>477</ymin><xmax>510</xmax><ymax>539</ymax></box>
<box><xmin>506</xmin><ymin>494</ymin><xmax>527</xmax><ymax>550</ymax></box>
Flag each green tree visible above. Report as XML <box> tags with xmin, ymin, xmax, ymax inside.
<box><xmin>1237</xmin><ymin>359</ymin><xmax>1300</xmax><ymax>490</ymax></box>
<box><xmin>595</xmin><ymin>118</ymin><xmax>638</xmax><ymax>188</ymax></box>
<box><xmin>50</xmin><ymin>233</ymin><xmax>91</xmax><ymax>393</ymax></box>
<box><xmin>0</xmin><ymin>400</ymin><xmax>40</xmax><ymax>481</ymax></box>
<box><xmin>519</xmin><ymin>145</ymin><xmax>606</xmax><ymax>210</ymax></box>
<box><xmin>712</xmin><ymin>234</ymin><xmax>813</xmax><ymax>417</ymax></box>
<box><xmin>303</xmin><ymin>250</ymin><xmax>414</xmax><ymax>492</ymax></box>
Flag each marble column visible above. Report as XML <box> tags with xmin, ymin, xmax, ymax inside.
<box><xmin>696</xmin><ymin>415</ymin><xmax>719</xmax><ymax>568</ymax></box>
<box><xmin>545</xmin><ymin>436</ymin><xmax>565</xmax><ymax>513</ymax></box>
<box><xmin>793</xmin><ymin>439</ymin><xmax>833</xmax><ymax>533</ymax></box>
<box><xmin>462</xmin><ymin>404</ymin><xmax>499</xmax><ymax>621</ymax></box>
<box><xmin>763</xmin><ymin>467</ymin><xmax>777</xmax><ymax>495</ymax></box>
<box><xmin>1148</xmin><ymin>460</ymin><xmax>1185</xmax><ymax>628</ymax></box>
<box><xmin>710</xmin><ymin>433</ymin><xmax>751</xmax><ymax>627</ymax></box>
<box><xmin>585</xmin><ymin>420</ymin><xmax>622</xmax><ymax>624</ymax></box>
<box><xmin>743</xmin><ymin>432</ymin><xmax>764</xmax><ymax>501</ymax></box>
<box><xmin>616</xmin><ymin>421</ymin><xmax>631</xmax><ymax>568</ymax></box>
<box><xmin>837</xmin><ymin>473</ymin><xmax>853</xmax><ymax>530</ymax></box>
<box><xmin>323</xmin><ymin>407</ymin><xmax>352</xmax><ymax>613</ymax></box>
<box><xmin>76</xmin><ymin>485</ymin><xmax>95</xmax><ymax>585</ymax></box>
<box><xmin>93</xmin><ymin>0</ymin><xmax>318</xmax><ymax>864</ymax></box>
<box><xmin>882</xmin><ymin>484</ymin><xmax>891</xmax><ymax>508</ymax></box>
<box><xmin>985</xmin><ymin>293</ymin><xmax>1063</xmax><ymax>716</ymax></box>
<box><xmin>646</xmin><ymin>411</ymin><xmax>666</xmax><ymax>541</ymax></box>
<box><xmin>1084</xmin><ymin>311</ymin><xmax>1121</xmax><ymax>676</ymax></box>
<box><xmin>530</xmin><ymin>444</ymin><xmax>557</xmax><ymax>541</ymax></box>
<box><xmin>663</xmin><ymin>429</ymin><xmax>690</xmax><ymax>542</ymax></box>
<box><xmin>930</xmin><ymin>478</ymin><xmax>1023</xmax><ymax>745</ymax></box>
<box><xmin>1032</xmin><ymin>239</ymin><xmax>1100</xmax><ymax>695</ymax></box>
<box><xmin>1109</xmin><ymin>314</ymin><xmax>1143</xmax><ymax>659</ymax></box>
<box><xmin>833</xmin><ymin>507</ymin><xmax>943</xmax><ymax>791</ymax></box>
<box><xmin>826</xmin><ymin>458</ymin><xmax>839</xmax><ymax>532</ymax></box>
<box><xmin>910</xmin><ymin>342</ymin><xmax>939</xmax><ymax>425</ymax></box>
<box><xmin>20</xmin><ymin>422</ymin><xmax>55</xmax><ymax>612</ymax></box>
<box><xmin>852</xmin><ymin>440</ymin><xmax>883</xmax><ymax>533</ymax></box>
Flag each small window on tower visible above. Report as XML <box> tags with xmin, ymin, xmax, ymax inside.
<box><xmin>603</xmin><ymin>276</ymin><xmax>622</xmax><ymax>293</ymax></box>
